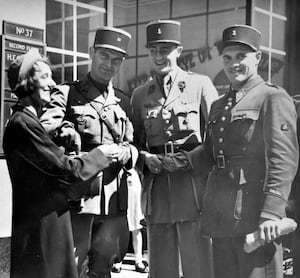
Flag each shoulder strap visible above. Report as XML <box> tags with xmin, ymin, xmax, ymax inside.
<box><xmin>70</xmin><ymin>82</ymin><xmax>122</xmax><ymax>143</ymax></box>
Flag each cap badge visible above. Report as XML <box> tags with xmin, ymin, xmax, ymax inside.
<box><xmin>157</xmin><ymin>28</ymin><xmax>162</xmax><ymax>35</ymax></box>
<box><xmin>232</xmin><ymin>30</ymin><xmax>237</xmax><ymax>37</ymax></box>
<box><xmin>117</xmin><ymin>37</ymin><xmax>122</xmax><ymax>42</ymax></box>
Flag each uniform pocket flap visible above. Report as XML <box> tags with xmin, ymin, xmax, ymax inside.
<box><xmin>71</xmin><ymin>105</ymin><xmax>97</xmax><ymax>119</ymax></box>
<box><xmin>173</xmin><ymin>101</ymin><xmax>198</xmax><ymax>115</ymax></box>
<box><xmin>231</xmin><ymin>109</ymin><xmax>260</xmax><ymax>122</ymax></box>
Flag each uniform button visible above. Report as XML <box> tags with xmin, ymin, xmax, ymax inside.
<box><xmin>218</xmin><ymin>138</ymin><xmax>223</xmax><ymax>143</ymax></box>
<box><xmin>165</xmin><ymin>120</ymin><xmax>170</xmax><ymax>124</ymax></box>
<box><xmin>224</xmin><ymin>106</ymin><xmax>229</xmax><ymax>111</ymax></box>
<box><xmin>227</xmin><ymin>101</ymin><xmax>232</xmax><ymax>107</ymax></box>
<box><xmin>242</xmin><ymin>147</ymin><xmax>246</xmax><ymax>151</ymax></box>
<box><xmin>220</xmin><ymin>127</ymin><xmax>224</xmax><ymax>132</ymax></box>
<box><xmin>219</xmin><ymin>150</ymin><xmax>224</xmax><ymax>154</ymax></box>
<box><xmin>228</xmin><ymin>97</ymin><xmax>233</xmax><ymax>101</ymax></box>
<box><xmin>165</xmin><ymin>130</ymin><xmax>172</xmax><ymax>137</ymax></box>
<box><xmin>221</xmin><ymin>116</ymin><xmax>226</xmax><ymax>121</ymax></box>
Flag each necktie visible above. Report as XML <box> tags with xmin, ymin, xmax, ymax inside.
<box><xmin>163</xmin><ymin>75</ymin><xmax>172</xmax><ymax>97</ymax></box>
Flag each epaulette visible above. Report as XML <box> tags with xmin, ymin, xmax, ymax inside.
<box><xmin>265</xmin><ymin>82</ymin><xmax>279</xmax><ymax>89</ymax></box>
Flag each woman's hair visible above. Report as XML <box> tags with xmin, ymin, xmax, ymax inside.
<box><xmin>14</xmin><ymin>57</ymin><xmax>50</xmax><ymax>98</ymax></box>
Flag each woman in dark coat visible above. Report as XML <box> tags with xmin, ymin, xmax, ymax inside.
<box><xmin>3</xmin><ymin>49</ymin><xmax>122</xmax><ymax>278</ymax></box>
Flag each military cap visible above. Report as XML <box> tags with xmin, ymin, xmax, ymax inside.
<box><xmin>221</xmin><ymin>24</ymin><xmax>261</xmax><ymax>52</ymax></box>
<box><xmin>7</xmin><ymin>48</ymin><xmax>44</xmax><ymax>93</ymax></box>
<box><xmin>93</xmin><ymin>26</ymin><xmax>131</xmax><ymax>55</ymax></box>
<box><xmin>146</xmin><ymin>19</ymin><xmax>181</xmax><ymax>47</ymax></box>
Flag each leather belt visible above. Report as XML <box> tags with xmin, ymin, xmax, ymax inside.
<box><xmin>216</xmin><ymin>154</ymin><xmax>263</xmax><ymax>169</ymax></box>
<box><xmin>150</xmin><ymin>142</ymin><xmax>200</xmax><ymax>154</ymax></box>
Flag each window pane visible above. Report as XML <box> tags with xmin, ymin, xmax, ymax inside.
<box><xmin>138</xmin><ymin>23</ymin><xmax>148</xmax><ymax>56</ymax></box>
<box><xmin>272</xmin><ymin>17</ymin><xmax>285</xmax><ymax>51</ymax></box>
<box><xmin>209</xmin><ymin>0</ymin><xmax>246</xmax><ymax>12</ymax></box>
<box><xmin>138</xmin><ymin>0</ymin><xmax>170</xmax><ymax>23</ymax></box>
<box><xmin>258</xmin><ymin>52</ymin><xmax>285</xmax><ymax>85</ymax></box>
<box><xmin>114</xmin><ymin>0</ymin><xmax>137</xmax><ymax>25</ymax></box>
<box><xmin>254</xmin><ymin>0</ymin><xmax>270</xmax><ymax>10</ymax></box>
<box><xmin>46</xmin><ymin>22</ymin><xmax>62</xmax><ymax>49</ymax></box>
<box><xmin>181</xmin><ymin>17</ymin><xmax>206</xmax><ymax>51</ymax></box>
<box><xmin>77</xmin><ymin>0</ymin><xmax>105</xmax><ymax>8</ymax></box>
<box><xmin>65</xmin><ymin>20</ymin><xmax>73</xmax><ymax>51</ymax></box>
<box><xmin>46</xmin><ymin>0</ymin><xmax>62</xmax><ymax>20</ymax></box>
<box><xmin>172</xmin><ymin>0</ymin><xmax>206</xmax><ymax>17</ymax></box>
<box><xmin>52</xmin><ymin>68</ymin><xmax>62</xmax><ymax>84</ymax></box>
<box><xmin>273</xmin><ymin>0</ymin><xmax>286</xmax><ymax>15</ymax></box>
<box><xmin>78</xmin><ymin>64</ymin><xmax>89</xmax><ymax>80</ymax></box>
<box><xmin>123</xmin><ymin>26</ymin><xmax>136</xmax><ymax>57</ymax></box>
<box><xmin>115</xmin><ymin>58</ymin><xmax>137</xmax><ymax>95</ymax></box>
<box><xmin>77</xmin><ymin>9</ymin><xmax>105</xmax><ymax>53</ymax></box>
<box><xmin>253</xmin><ymin>13</ymin><xmax>270</xmax><ymax>47</ymax></box>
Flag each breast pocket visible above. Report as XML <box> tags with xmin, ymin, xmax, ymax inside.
<box><xmin>231</xmin><ymin>109</ymin><xmax>260</xmax><ymax>142</ymax></box>
<box><xmin>71</xmin><ymin>105</ymin><xmax>97</xmax><ymax>133</ymax></box>
<box><xmin>143</xmin><ymin>106</ymin><xmax>161</xmax><ymax>137</ymax></box>
<box><xmin>173</xmin><ymin>102</ymin><xmax>199</xmax><ymax>131</ymax></box>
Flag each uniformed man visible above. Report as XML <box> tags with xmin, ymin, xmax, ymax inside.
<box><xmin>185</xmin><ymin>24</ymin><xmax>299</xmax><ymax>278</ymax></box>
<box><xmin>131</xmin><ymin>19</ymin><xmax>218</xmax><ymax>278</ymax></box>
<box><xmin>40</xmin><ymin>27</ymin><xmax>136</xmax><ymax>278</ymax></box>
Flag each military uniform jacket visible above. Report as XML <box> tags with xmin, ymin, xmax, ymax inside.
<box><xmin>3</xmin><ymin>104</ymin><xmax>109</xmax><ymax>278</ymax></box>
<box><xmin>187</xmin><ymin>75</ymin><xmax>299</xmax><ymax>238</ymax></box>
<box><xmin>40</xmin><ymin>74</ymin><xmax>134</xmax><ymax>216</ymax></box>
<box><xmin>131</xmin><ymin>68</ymin><xmax>218</xmax><ymax>223</ymax></box>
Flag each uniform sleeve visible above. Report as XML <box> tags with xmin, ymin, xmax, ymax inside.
<box><xmin>200</xmin><ymin>75</ymin><xmax>219</xmax><ymax>121</ymax></box>
<box><xmin>19</xmin><ymin>118</ymin><xmax>109</xmax><ymax>182</ymax></box>
<box><xmin>261</xmin><ymin>89</ymin><xmax>299</xmax><ymax>219</ymax></box>
<box><xmin>40</xmin><ymin>84</ymin><xmax>71</xmax><ymax>134</ymax></box>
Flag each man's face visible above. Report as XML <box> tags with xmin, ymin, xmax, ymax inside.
<box><xmin>90</xmin><ymin>47</ymin><xmax>125</xmax><ymax>83</ymax></box>
<box><xmin>147</xmin><ymin>42</ymin><xmax>182</xmax><ymax>75</ymax></box>
<box><xmin>222</xmin><ymin>44</ymin><xmax>261</xmax><ymax>86</ymax></box>
<box><xmin>32</xmin><ymin>61</ymin><xmax>56</xmax><ymax>105</ymax></box>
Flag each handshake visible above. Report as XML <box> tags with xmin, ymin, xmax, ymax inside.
<box><xmin>55</xmin><ymin>126</ymin><xmax>131</xmax><ymax>165</ymax></box>
<box><xmin>143</xmin><ymin>151</ymin><xmax>189</xmax><ymax>174</ymax></box>
<box><xmin>97</xmin><ymin>142</ymin><xmax>131</xmax><ymax>165</ymax></box>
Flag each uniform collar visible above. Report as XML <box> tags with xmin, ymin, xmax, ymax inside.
<box><xmin>232</xmin><ymin>75</ymin><xmax>264</xmax><ymax>95</ymax></box>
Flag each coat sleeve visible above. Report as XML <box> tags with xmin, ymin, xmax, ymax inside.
<box><xmin>40</xmin><ymin>84</ymin><xmax>72</xmax><ymax>134</ymax></box>
<box><xmin>200</xmin><ymin>75</ymin><xmax>219</xmax><ymax>121</ymax></box>
<box><xmin>18</xmin><ymin>117</ymin><xmax>109</xmax><ymax>183</ymax></box>
<box><xmin>261</xmin><ymin>89</ymin><xmax>299</xmax><ymax>219</ymax></box>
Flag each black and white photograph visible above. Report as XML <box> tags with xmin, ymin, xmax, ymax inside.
<box><xmin>0</xmin><ymin>1</ymin><xmax>299</xmax><ymax>278</ymax></box>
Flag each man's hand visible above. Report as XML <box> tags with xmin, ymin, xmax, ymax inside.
<box><xmin>57</xmin><ymin>126</ymin><xmax>81</xmax><ymax>154</ymax></box>
<box><xmin>258</xmin><ymin>219</ymin><xmax>281</xmax><ymax>245</ymax></box>
<box><xmin>144</xmin><ymin>152</ymin><xmax>163</xmax><ymax>174</ymax></box>
<box><xmin>97</xmin><ymin>144</ymin><xmax>118</xmax><ymax>163</ymax></box>
<box><xmin>112</xmin><ymin>143</ymin><xmax>132</xmax><ymax>165</ymax></box>
<box><xmin>162</xmin><ymin>153</ymin><xmax>189</xmax><ymax>172</ymax></box>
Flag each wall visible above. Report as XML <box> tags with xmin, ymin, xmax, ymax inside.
<box><xmin>0</xmin><ymin>0</ymin><xmax>46</xmax><ymax>237</ymax></box>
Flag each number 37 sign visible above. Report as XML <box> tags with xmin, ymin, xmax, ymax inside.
<box><xmin>3</xmin><ymin>21</ymin><xmax>44</xmax><ymax>42</ymax></box>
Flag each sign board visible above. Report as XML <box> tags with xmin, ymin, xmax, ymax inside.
<box><xmin>3</xmin><ymin>21</ymin><xmax>44</xmax><ymax>42</ymax></box>
<box><xmin>0</xmin><ymin>21</ymin><xmax>45</xmax><ymax>156</ymax></box>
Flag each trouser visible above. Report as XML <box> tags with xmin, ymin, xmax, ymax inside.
<box><xmin>71</xmin><ymin>212</ymin><xmax>129</xmax><ymax>278</ymax></box>
<box><xmin>148</xmin><ymin>219</ymin><xmax>213</xmax><ymax>278</ymax></box>
<box><xmin>213</xmin><ymin>237</ymin><xmax>283</xmax><ymax>278</ymax></box>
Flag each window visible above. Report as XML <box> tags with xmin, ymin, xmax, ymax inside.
<box><xmin>252</xmin><ymin>0</ymin><xmax>287</xmax><ymax>85</ymax></box>
<box><xmin>46</xmin><ymin>0</ymin><xmax>106</xmax><ymax>84</ymax></box>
